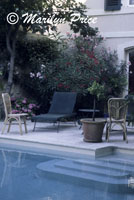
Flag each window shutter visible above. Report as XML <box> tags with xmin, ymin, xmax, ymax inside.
<box><xmin>105</xmin><ymin>0</ymin><xmax>122</xmax><ymax>11</ymax></box>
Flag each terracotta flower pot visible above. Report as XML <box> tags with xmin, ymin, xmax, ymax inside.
<box><xmin>80</xmin><ymin>118</ymin><xmax>106</xmax><ymax>143</ymax></box>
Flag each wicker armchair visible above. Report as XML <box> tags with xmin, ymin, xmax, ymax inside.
<box><xmin>106</xmin><ymin>98</ymin><xmax>128</xmax><ymax>143</ymax></box>
<box><xmin>1</xmin><ymin>93</ymin><xmax>28</xmax><ymax>135</ymax></box>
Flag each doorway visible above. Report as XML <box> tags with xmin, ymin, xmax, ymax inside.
<box><xmin>129</xmin><ymin>51</ymin><xmax>134</xmax><ymax>94</ymax></box>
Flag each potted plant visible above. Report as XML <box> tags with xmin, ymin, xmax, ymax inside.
<box><xmin>81</xmin><ymin>81</ymin><xmax>106</xmax><ymax>142</ymax></box>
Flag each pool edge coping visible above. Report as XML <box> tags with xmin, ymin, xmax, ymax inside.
<box><xmin>0</xmin><ymin>137</ymin><xmax>134</xmax><ymax>159</ymax></box>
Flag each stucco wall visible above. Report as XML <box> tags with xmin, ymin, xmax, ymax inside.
<box><xmin>92</xmin><ymin>14</ymin><xmax>134</xmax><ymax>33</ymax></box>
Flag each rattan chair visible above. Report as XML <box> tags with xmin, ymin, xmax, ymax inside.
<box><xmin>1</xmin><ymin>93</ymin><xmax>28</xmax><ymax>135</ymax></box>
<box><xmin>106</xmin><ymin>98</ymin><xmax>128</xmax><ymax>143</ymax></box>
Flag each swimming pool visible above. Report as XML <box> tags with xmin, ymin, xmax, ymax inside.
<box><xmin>0</xmin><ymin>148</ymin><xmax>133</xmax><ymax>200</ymax></box>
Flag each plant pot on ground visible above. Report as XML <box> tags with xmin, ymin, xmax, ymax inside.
<box><xmin>81</xmin><ymin>81</ymin><xmax>106</xmax><ymax>142</ymax></box>
<box><xmin>81</xmin><ymin>118</ymin><xmax>106</xmax><ymax>142</ymax></box>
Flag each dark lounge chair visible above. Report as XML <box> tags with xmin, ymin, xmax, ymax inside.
<box><xmin>31</xmin><ymin>92</ymin><xmax>77</xmax><ymax>132</ymax></box>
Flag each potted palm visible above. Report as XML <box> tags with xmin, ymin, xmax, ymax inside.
<box><xmin>81</xmin><ymin>81</ymin><xmax>106</xmax><ymax>142</ymax></box>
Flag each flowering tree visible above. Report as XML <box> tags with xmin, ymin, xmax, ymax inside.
<box><xmin>19</xmin><ymin>34</ymin><xmax>127</xmax><ymax>112</ymax></box>
<box><xmin>45</xmin><ymin>35</ymin><xmax>127</xmax><ymax>97</ymax></box>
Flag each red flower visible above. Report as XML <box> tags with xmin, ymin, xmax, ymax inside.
<box><xmin>94</xmin><ymin>58</ymin><xmax>99</xmax><ymax>65</ymax></box>
<box><xmin>66</xmin><ymin>62</ymin><xmax>71</xmax><ymax>66</ymax></box>
<box><xmin>64</xmin><ymin>85</ymin><xmax>70</xmax><ymax>89</ymax></box>
<box><xmin>80</xmin><ymin>84</ymin><xmax>85</xmax><ymax>88</ymax></box>
<box><xmin>58</xmin><ymin>83</ymin><xmax>63</xmax><ymax>88</ymax></box>
<box><xmin>86</xmin><ymin>50</ymin><xmax>95</xmax><ymax>59</ymax></box>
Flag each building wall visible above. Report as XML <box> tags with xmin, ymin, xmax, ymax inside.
<box><xmin>86</xmin><ymin>0</ymin><xmax>134</xmax><ymax>51</ymax></box>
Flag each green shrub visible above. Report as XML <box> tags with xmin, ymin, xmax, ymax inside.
<box><xmin>21</xmin><ymin>34</ymin><xmax>127</xmax><ymax>113</ymax></box>
<box><xmin>0</xmin><ymin>33</ymin><xmax>127</xmax><ymax>113</ymax></box>
<box><xmin>15</xmin><ymin>35</ymin><xmax>60</xmax><ymax>112</ymax></box>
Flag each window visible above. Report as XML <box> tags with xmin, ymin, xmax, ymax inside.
<box><xmin>104</xmin><ymin>0</ymin><xmax>122</xmax><ymax>11</ymax></box>
<box><xmin>129</xmin><ymin>0</ymin><xmax>134</xmax><ymax>5</ymax></box>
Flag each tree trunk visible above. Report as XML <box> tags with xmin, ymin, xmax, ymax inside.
<box><xmin>92</xmin><ymin>96</ymin><xmax>96</xmax><ymax>121</ymax></box>
<box><xmin>6</xmin><ymin>52</ymin><xmax>15</xmax><ymax>93</ymax></box>
<box><xmin>6</xmin><ymin>27</ymin><xmax>17</xmax><ymax>94</ymax></box>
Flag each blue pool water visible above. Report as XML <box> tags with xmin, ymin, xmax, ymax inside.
<box><xmin>0</xmin><ymin>148</ymin><xmax>134</xmax><ymax>200</ymax></box>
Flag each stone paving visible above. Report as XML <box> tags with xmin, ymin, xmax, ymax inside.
<box><xmin>0</xmin><ymin>120</ymin><xmax>134</xmax><ymax>152</ymax></box>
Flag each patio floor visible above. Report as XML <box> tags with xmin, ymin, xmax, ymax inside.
<box><xmin>0</xmin><ymin>120</ymin><xmax>134</xmax><ymax>158</ymax></box>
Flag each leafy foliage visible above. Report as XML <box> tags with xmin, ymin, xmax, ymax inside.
<box><xmin>16</xmin><ymin>34</ymin><xmax>127</xmax><ymax>112</ymax></box>
<box><xmin>87</xmin><ymin>81</ymin><xmax>105</xmax><ymax>100</ymax></box>
<box><xmin>44</xmin><ymin>35</ymin><xmax>127</xmax><ymax>98</ymax></box>
<box><xmin>0</xmin><ymin>0</ymin><xmax>97</xmax><ymax>93</ymax></box>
